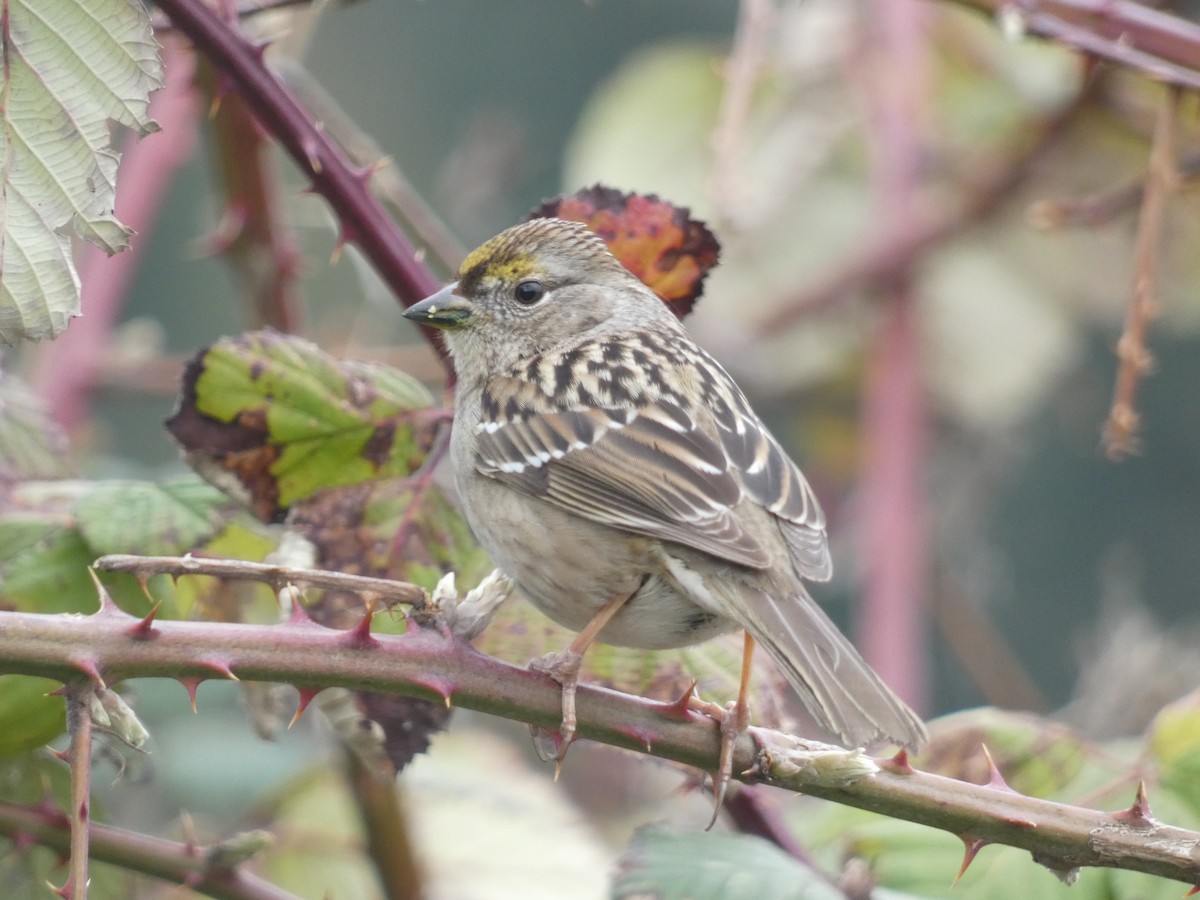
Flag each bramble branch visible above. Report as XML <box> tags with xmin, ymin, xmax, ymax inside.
<box><xmin>1</xmin><ymin>559</ymin><xmax>1198</xmax><ymax>886</ymax></box>
<box><xmin>152</xmin><ymin>0</ymin><xmax>451</xmax><ymax>371</ymax></box>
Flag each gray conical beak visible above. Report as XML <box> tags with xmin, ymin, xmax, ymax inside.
<box><xmin>403</xmin><ymin>284</ymin><xmax>473</xmax><ymax>329</ymax></box>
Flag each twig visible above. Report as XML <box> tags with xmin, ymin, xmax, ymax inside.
<box><xmin>151</xmin><ymin>0</ymin><xmax>319</xmax><ymax>33</ymax></box>
<box><xmin>64</xmin><ymin>683</ymin><xmax>94</xmax><ymax>900</ymax></box>
<box><xmin>710</xmin><ymin>0</ymin><xmax>774</xmax><ymax>230</ymax></box>
<box><xmin>853</xmin><ymin>0</ymin><xmax>931</xmax><ymax>709</ymax></box>
<box><xmin>198</xmin><ymin>56</ymin><xmax>306</xmax><ymax>331</ymax></box>
<box><xmin>346</xmin><ymin>752</ymin><xmax>424</xmax><ymax>900</ymax></box>
<box><xmin>274</xmin><ymin>61</ymin><xmax>467</xmax><ymax>275</ymax></box>
<box><xmin>95</xmin><ymin>554</ymin><xmax>428</xmax><ymax>608</ymax></box>
<box><xmin>756</xmin><ymin>89</ymin><xmax>1088</xmax><ymax>332</ymax></box>
<box><xmin>1</xmin><ymin>597</ymin><xmax>1199</xmax><ymax>885</ymax></box>
<box><xmin>0</xmin><ymin>800</ymin><xmax>295</xmax><ymax>900</ymax></box>
<box><xmin>949</xmin><ymin>0</ymin><xmax>1200</xmax><ymax>91</ymax></box>
<box><xmin>1104</xmin><ymin>86</ymin><xmax>1178</xmax><ymax>460</ymax></box>
<box><xmin>1029</xmin><ymin>149</ymin><xmax>1200</xmax><ymax>228</ymax></box>
<box><xmin>152</xmin><ymin>0</ymin><xmax>452</xmax><ymax>375</ymax></box>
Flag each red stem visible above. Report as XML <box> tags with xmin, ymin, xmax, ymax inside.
<box><xmin>151</xmin><ymin>0</ymin><xmax>450</xmax><ymax>371</ymax></box>
<box><xmin>854</xmin><ymin>1</ymin><xmax>930</xmax><ymax>712</ymax></box>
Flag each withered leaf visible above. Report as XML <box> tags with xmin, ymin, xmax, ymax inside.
<box><xmin>166</xmin><ymin>330</ymin><xmax>443</xmax><ymax>523</ymax></box>
<box><xmin>527</xmin><ymin>185</ymin><xmax>720</xmax><ymax>319</ymax></box>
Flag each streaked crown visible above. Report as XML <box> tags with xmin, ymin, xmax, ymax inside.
<box><xmin>456</xmin><ymin>218</ymin><xmax>625</xmax><ymax>296</ymax></box>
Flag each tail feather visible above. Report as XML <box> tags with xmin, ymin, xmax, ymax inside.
<box><xmin>725</xmin><ymin>580</ymin><xmax>925</xmax><ymax>748</ymax></box>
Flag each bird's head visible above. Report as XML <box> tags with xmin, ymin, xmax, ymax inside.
<box><xmin>404</xmin><ymin>218</ymin><xmax>666</xmax><ymax>376</ymax></box>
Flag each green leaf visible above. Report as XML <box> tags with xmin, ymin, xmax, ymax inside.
<box><xmin>0</xmin><ymin>521</ymin><xmax>97</xmax><ymax>613</ymax></box>
<box><xmin>167</xmin><ymin>331</ymin><xmax>442</xmax><ymax>522</ymax></box>
<box><xmin>0</xmin><ymin>476</ymin><xmax>233</xmax><ymax>612</ymax></box>
<box><xmin>0</xmin><ymin>675</ymin><xmax>65</xmax><ymax>756</ymax></box>
<box><xmin>0</xmin><ymin>0</ymin><xmax>163</xmax><ymax>344</ymax></box>
<box><xmin>74</xmin><ymin>476</ymin><xmax>231</xmax><ymax>556</ymax></box>
<box><xmin>612</xmin><ymin>828</ymin><xmax>847</xmax><ymax>900</ymax></box>
<box><xmin>1148</xmin><ymin>690</ymin><xmax>1200</xmax><ymax>818</ymax></box>
<box><xmin>0</xmin><ymin>374</ymin><xmax>71</xmax><ymax>479</ymax></box>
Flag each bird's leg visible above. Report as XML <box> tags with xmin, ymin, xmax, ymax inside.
<box><xmin>688</xmin><ymin>630</ymin><xmax>756</xmax><ymax>828</ymax></box>
<box><xmin>529</xmin><ymin>588</ymin><xmax>633</xmax><ymax>771</ymax></box>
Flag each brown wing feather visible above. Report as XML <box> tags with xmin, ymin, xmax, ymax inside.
<box><xmin>474</xmin><ymin>393</ymin><xmax>772</xmax><ymax>570</ymax></box>
<box><xmin>704</xmin><ymin>364</ymin><xmax>833</xmax><ymax>581</ymax></box>
<box><xmin>473</xmin><ymin>339</ymin><xmax>832</xmax><ymax>579</ymax></box>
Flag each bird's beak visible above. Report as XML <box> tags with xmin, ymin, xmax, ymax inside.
<box><xmin>403</xmin><ymin>284</ymin><xmax>473</xmax><ymax>329</ymax></box>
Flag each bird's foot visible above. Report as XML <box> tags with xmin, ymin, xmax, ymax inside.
<box><xmin>529</xmin><ymin>649</ymin><xmax>584</xmax><ymax>777</ymax></box>
<box><xmin>688</xmin><ymin>696</ymin><xmax>751</xmax><ymax>829</ymax></box>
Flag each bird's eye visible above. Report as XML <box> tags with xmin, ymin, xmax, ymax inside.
<box><xmin>513</xmin><ymin>280</ymin><xmax>546</xmax><ymax>305</ymax></box>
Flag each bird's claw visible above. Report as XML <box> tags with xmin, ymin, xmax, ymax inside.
<box><xmin>529</xmin><ymin>649</ymin><xmax>585</xmax><ymax>773</ymax></box>
<box><xmin>686</xmin><ymin>697</ymin><xmax>750</xmax><ymax>830</ymax></box>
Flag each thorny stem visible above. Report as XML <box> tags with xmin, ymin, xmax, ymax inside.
<box><xmin>64</xmin><ymin>684</ymin><xmax>94</xmax><ymax>900</ymax></box>
<box><xmin>152</xmin><ymin>0</ymin><xmax>452</xmax><ymax>373</ymax></box>
<box><xmin>1</xmin><ymin>592</ymin><xmax>1199</xmax><ymax>886</ymax></box>
<box><xmin>97</xmin><ymin>554</ymin><xmax>428</xmax><ymax>607</ymax></box>
<box><xmin>198</xmin><ymin>56</ymin><xmax>306</xmax><ymax>332</ymax></box>
<box><xmin>949</xmin><ymin>0</ymin><xmax>1200</xmax><ymax>92</ymax></box>
<box><xmin>0</xmin><ymin>800</ymin><xmax>296</xmax><ymax>900</ymax></box>
<box><xmin>275</xmin><ymin>62</ymin><xmax>467</xmax><ymax>276</ymax></box>
<box><xmin>854</xmin><ymin>0</ymin><xmax>930</xmax><ymax>710</ymax></box>
<box><xmin>1104</xmin><ymin>86</ymin><xmax>1178</xmax><ymax>460</ymax></box>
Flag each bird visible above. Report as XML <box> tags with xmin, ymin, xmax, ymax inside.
<box><xmin>403</xmin><ymin>216</ymin><xmax>926</xmax><ymax>804</ymax></box>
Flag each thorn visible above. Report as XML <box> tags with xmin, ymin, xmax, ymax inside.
<box><xmin>409</xmin><ymin>673</ymin><xmax>457</xmax><ymax>705</ymax></box>
<box><xmin>341</xmin><ymin>600</ymin><xmax>379</xmax><ymax>649</ymax></box>
<box><xmin>127</xmin><ymin>602</ymin><xmax>162</xmax><ymax>640</ymax></box>
<box><xmin>287</xmin><ymin>597</ymin><xmax>318</xmax><ymax>626</ymax></box>
<box><xmin>48</xmin><ymin>685</ymin><xmax>68</xmax><ymax>697</ymax></box>
<box><xmin>981</xmin><ymin>744</ymin><xmax>1016</xmax><ymax>792</ymax></box>
<box><xmin>47</xmin><ymin>877</ymin><xmax>71</xmax><ymax>899</ymax></box>
<box><xmin>881</xmin><ymin>747</ymin><xmax>915</xmax><ymax>775</ymax></box>
<box><xmin>178</xmin><ymin>677</ymin><xmax>202</xmax><ymax>712</ymax></box>
<box><xmin>953</xmin><ymin>835</ymin><xmax>989</xmax><ymax>886</ymax></box>
<box><xmin>1112</xmin><ymin>779</ymin><xmax>1155</xmax><ymax>826</ymax></box>
<box><xmin>197</xmin><ymin>656</ymin><xmax>239</xmax><ymax>682</ymax></box>
<box><xmin>1184</xmin><ymin>884</ymin><xmax>1198</xmax><ymax>897</ymax></box>
<box><xmin>46</xmin><ymin>746</ymin><xmax>69</xmax><ymax>762</ymax></box>
<box><xmin>248</xmin><ymin>37</ymin><xmax>272</xmax><ymax>61</ymax></box>
<box><xmin>615</xmin><ymin>723</ymin><xmax>660</xmax><ymax>751</ymax></box>
<box><xmin>88</xmin><ymin>568</ymin><xmax>126</xmax><ymax>618</ymax></box>
<box><xmin>180</xmin><ymin>810</ymin><xmax>200</xmax><ymax>857</ymax></box>
<box><xmin>652</xmin><ymin>680</ymin><xmax>699</xmax><ymax>720</ymax></box>
<box><xmin>69</xmin><ymin>655</ymin><xmax>106</xmax><ymax>690</ymax></box>
<box><xmin>348</xmin><ymin>162</ymin><xmax>376</xmax><ymax>188</ymax></box>
<box><xmin>300</xmin><ymin>135</ymin><xmax>322</xmax><ymax>174</ymax></box>
<box><xmin>332</xmin><ymin>222</ymin><xmax>362</xmax><ymax>263</ymax></box>
<box><xmin>289</xmin><ymin>688</ymin><xmax>321</xmax><ymax>729</ymax></box>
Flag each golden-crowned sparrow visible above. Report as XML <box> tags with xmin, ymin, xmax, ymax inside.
<box><xmin>404</xmin><ymin>217</ymin><xmax>926</xmax><ymax>775</ymax></box>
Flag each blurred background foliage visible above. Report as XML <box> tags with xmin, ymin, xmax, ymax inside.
<box><xmin>4</xmin><ymin>0</ymin><xmax>1200</xmax><ymax>897</ymax></box>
